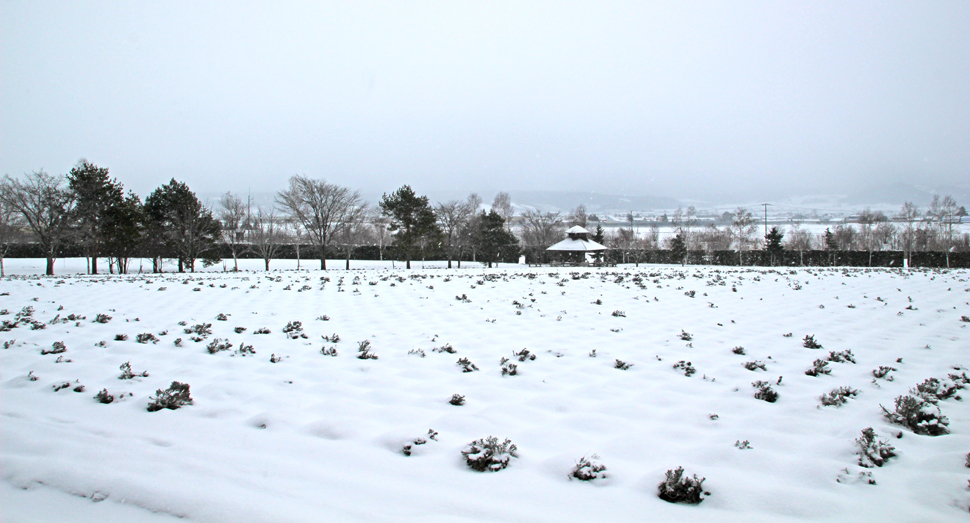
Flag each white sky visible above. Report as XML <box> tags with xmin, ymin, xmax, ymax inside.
<box><xmin>2</xmin><ymin>1</ymin><xmax>969</xmax><ymax>201</ymax></box>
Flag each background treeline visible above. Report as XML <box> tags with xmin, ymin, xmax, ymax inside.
<box><xmin>0</xmin><ymin>161</ymin><xmax>967</xmax><ymax>275</ymax></box>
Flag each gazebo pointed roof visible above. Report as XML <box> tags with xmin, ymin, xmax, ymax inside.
<box><xmin>546</xmin><ymin>237</ymin><xmax>607</xmax><ymax>251</ymax></box>
<box><xmin>565</xmin><ymin>225</ymin><xmax>589</xmax><ymax>235</ymax></box>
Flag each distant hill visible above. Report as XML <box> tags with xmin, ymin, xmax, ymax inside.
<box><xmin>498</xmin><ymin>191</ymin><xmax>681</xmax><ymax>214</ymax></box>
<box><xmin>846</xmin><ymin>182</ymin><xmax>970</xmax><ymax>207</ymax></box>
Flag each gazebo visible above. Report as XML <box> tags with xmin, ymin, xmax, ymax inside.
<box><xmin>546</xmin><ymin>226</ymin><xmax>607</xmax><ymax>265</ymax></box>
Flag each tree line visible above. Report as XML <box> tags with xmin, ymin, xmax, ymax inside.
<box><xmin>1</xmin><ymin>161</ymin><xmax>966</xmax><ymax>275</ymax></box>
<box><xmin>0</xmin><ymin>163</ymin><xmax>517</xmax><ymax>275</ymax></box>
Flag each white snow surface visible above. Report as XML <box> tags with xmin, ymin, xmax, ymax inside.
<box><xmin>1</xmin><ymin>259</ymin><xmax>969</xmax><ymax>522</ymax></box>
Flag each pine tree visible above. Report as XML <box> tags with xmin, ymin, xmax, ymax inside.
<box><xmin>379</xmin><ymin>185</ymin><xmax>440</xmax><ymax>269</ymax></box>
<box><xmin>669</xmin><ymin>233</ymin><xmax>687</xmax><ymax>266</ymax></box>
<box><xmin>592</xmin><ymin>224</ymin><xmax>606</xmax><ymax>263</ymax></box>
<box><xmin>67</xmin><ymin>160</ymin><xmax>124</xmax><ymax>274</ymax></box>
<box><xmin>144</xmin><ymin>179</ymin><xmax>221</xmax><ymax>272</ymax></box>
<box><xmin>474</xmin><ymin>210</ymin><xmax>518</xmax><ymax>268</ymax></box>
<box><xmin>765</xmin><ymin>226</ymin><xmax>784</xmax><ymax>266</ymax></box>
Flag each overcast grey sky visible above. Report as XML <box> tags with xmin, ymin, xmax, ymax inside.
<box><xmin>2</xmin><ymin>1</ymin><xmax>969</xmax><ymax>202</ymax></box>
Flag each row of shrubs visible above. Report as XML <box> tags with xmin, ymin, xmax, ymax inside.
<box><xmin>5</xmin><ymin>242</ymin><xmax>970</xmax><ymax>268</ymax></box>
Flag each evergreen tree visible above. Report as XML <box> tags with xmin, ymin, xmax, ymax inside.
<box><xmin>379</xmin><ymin>185</ymin><xmax>440</xmax><ymax>269</ymax></box>
<box><xmin>474</xmin><ymin>210</ymin><xmax>518</xmax><ymax>268</ymax></box>
<box><xmin>824</xmin><ymin>228</ymin><xmax>837</xmax><ymax>250</ymax></box>
<box><xmin>765</xmin><ymin>226</ymin><xmax>784</xmax><ymax>266</ymax></box>
<box><xmin>592</xmin><ymin>224</ymin><xmax>606</xmax><ymax>263</ymax></box>
<box><xmin>67</xmin><ymin>160</ymin><xmax>124</xmax><ymax>274</ymax></box>
<box><xmin>669</xmin><ymin>232</ymin><xmax>687</xmax><ymax>266</ymax></box>
<box><xmin>102</xmin><ymin>191</ymin><xmax>145</xmax><ymax>274</ymax></box>
<box><xmin>144</xmin><ymin>179</ymin><xmax>221</xmax><ymax>272</ymax></box>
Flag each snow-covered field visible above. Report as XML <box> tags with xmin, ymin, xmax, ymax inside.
<box><xmin>2</xmin><ymin>259</ymin><xmax>969</xmax><ymax>522</ymax></box>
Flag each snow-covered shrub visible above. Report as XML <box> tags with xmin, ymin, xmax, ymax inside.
<box><xmin>912</xmin><ymin>376</ymin><xmax>966</xmax><ymax>403</ymax></box>
<box><xmin>402</xmin><ymin>437</ymin><xmax>427</xmax><ymax>456</ymax></box>
<box><xmin>118</xmin><ymin>361</ymin><xmax>148</xmax><ymax>379</ymax></box>
<box><xmin>173</xmin><ymin>337</ymin><xmax>183</xmax><ymax>347</ymax></box>
<box><xmin>270</xmin><ymin>353</ymin><xmax>283</xmax><ymax>363</ymax></box>
<box><xmin>500</xmin><ymin>357</ymin><xmax>517</xmax><ymax>376</ymax></box>
<box><xmin>856</xmin><ymin>428</ymin><xmax>896</xmax><ymax>468</ymax></box>
<box><xmin>673</xmin><ymin>360</ymin><xmax>696</xmax><ymax>377</ymax></box>
<box><xmin>94</xmin><ymin>313</ymin><xmax>111</xmax><ymax>324</ymax></box>
<box><xmin>513</xmin><ymin>348</ymin><xmax>535</xmax><ymax>362</ymax></box>
<box><xmin>236</xmin><ymin>343</ymin><xmax>255</xmax><ymax>356</ymax></box>
<box><xmin>752</xmin><ymin>380</ymin><xmax>778</xmax><ymax>403</ymax></box>
<box><xmin>827</xmin><ymin>350</ymin><xmax>856</xmax><ymax>364</ymax></box>
<box><xmin>321</xmin><ymin>346</ymin><xmax>338</xmax><ymax>357</ymax></box>
<box><xmin>456</xmin><ymin>357</ymin><xmax>478</xmax><ymax>372</ymax></box>
<box><xmin>734</xmin><ymin>440</ymin><xmax>752</xmax><ymax>450</ymax></box>
<box><xmin>283</xmin><ymin>321</ymin><xmax>307</xmax><ymax>339</ymax></box>
<box><xmin>136</xmin><ymin>333</ymin><xmax>159</xmax><ymax>344</ymax></box>
<box><xmin>679</xmin><ymin>330</ymin><xmax>693</xmax><ymax>341</ymax></box>
<box><xmin>206</xmin><ymin>338</ymin><xmax>233</xmax><ymax>354</ymax></box>
<box><xmin>41</xmin><ymin>341</ymin><xmax>66</xmax><ymax>355</ymax></box>
<box><xmin>234</xmin><ymin>327</ymin><xmax>246</xmax><ymax>334</ymax></box>
<box><xmin>657</xmin><ymin>467</ymin><xmax>707</xmax><ymax>504</ymax></box>
<box><xmin>183</xmin><ymin>323</ymin><xmax>213</xmax><ymax>337</ymax></box>
<box><xmin>432</xmin><ymin>344</ymin><xmax>456</xmax><ymax>354</ymax></box>
<box><xmin>820</xmin><ymin>386</ymin><xmax>859</xmax><ymax>407</ymax></box>
<box><xmin>732</xmin><ymin>346</ymin><xmax>746</xmax><ymax>355</ymax></box>
<box><xmin>357</xmin><ymin>340</ymin><xmax>377</xmax><ymax>360</ymax></box>
<box><xmin>114</xmin><ymin>334</ymin><xmax>128</xmax><ymax>341</ymax></box>
<box><xmin>611</xmin><ymin>310</ymin><xmax>626</xmax><ymax>317</ymax></box>
<box><xmin>94</xmin><ymin>389</ymin><xmax>114</xmax><ymax>404</ymax></box>
<box><xmin>805</xmin><ymin>359</ymin><xmax>831</xmax><ymax>377</ymax></box>
<box><xmin>872</xmin><ymin>366</ymin><xmax>897</xmax><ymax>380</ymax></box>
<box><xmin>570</xmin><ymin>455</ymin><xmax>607</xmax><ymax>481</ymax></box>
<box><xmin>461</xmin><ymin>436</ymin><xmax>517</xmax><ymax>472</ymax></box>
<box><xmin>960</xmin><ymin>315</ymin><xmax>969</xmax><ymax>323</ymax></box>
<box><xmin>321</xmin><ymin>333</ymin><xmax>340</xmax><ymax>343</ymax></box>
<box><xmin>215</xmin><ymin>313</ymin><xmax>228</xmax><ymax>321</ymax></box>
<box><xmin>254</xmin><ymin>327</ymin><xmax>271</xmax><ymax>334</ymax></box>
<box><xmin>614</xmin><ymin>359</ymin><xmax>633</xmax><ymax>370</ymax></box>
<box><xmin>803</xmin><ymin>335</ymin><xmax>822</xmax><ymax>349</ymax></box>
<box><xmin>316</xmin><ymin>315</ymin><xmax>330</xmax><ymax>321</ymax></box>
<box><xmin>743</xmin><ymin>360</ymin><xmax>766</xmax><ymax>371</ymax></box>
<box><xmin>147</xmin><ymin>382</ymin><xmax>192</xmax><ymax>412</ymax></box>
<box><xmin>449</xmin><ymin>394</ymin><xmax>465</xmax><ymax>406</ymax></box>
<box><xmin>880</xmin><ymin>395</ymin><xmax>949</xmax><ymax>435</ymax></box>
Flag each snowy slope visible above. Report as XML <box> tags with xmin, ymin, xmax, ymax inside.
<box><xmin>1</xmin><ymin>262</ymin><xmax>969</xmax><ymax>522</ymax></box>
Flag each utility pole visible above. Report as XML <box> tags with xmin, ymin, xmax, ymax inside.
<box><xmin>761</xmin><ymin>203</ymin><xmax>771</xmax><ymax>241</ymax></box>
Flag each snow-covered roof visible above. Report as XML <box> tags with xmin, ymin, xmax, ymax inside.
<box><xmin>546</xmin><ymin>238</ymin><xmax>607</xmax><ymax>251</ymax></box>
<box><xmin>565</xmin><ymin>225</ymin><xmax>590</xmax><ymax>235</ymax></box>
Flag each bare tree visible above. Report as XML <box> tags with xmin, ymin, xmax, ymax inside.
<box><xmin>857</xmin><ymin>208</ymin><xmax>885</xmax><ymax>266</ymax></box>
<box><xmin>567</xmin><ymin>204</ymin><xmax>588</xmax><ymax>229</ymax></box>
<box><xmin>698</xmin><ymin>223</ymin><xmax>731</xmax><ymax>253</ymax></box>
<box><xmin>785</xmin><ymin>222</ymin><xmax>813</xmax><ymax>266</ymax></box>
<box><xmin>731</xmin><ymin>206</ymin><xmax>756</xmax><ymax>266</ymax></box>
<box><xmin>436</xmin><ymin>200</ymin><xmax>475</xmax><ymax>268</ymax></box>
<box><xmin>519</xmin><ymin>209</ymin><xmax>564</xmax><ymax>264</ymax></box>
<box><xmin>491</xmin><ymin>192</ymin><xmax>513</xmax><ymax>231</ymax></box>
<box><xmin>898</xmin><ymin>201</ymin><xmax>921</xmax><ymax>266</ymax></box>
<box><xmin>333</xmin><ymin>202</ymin><xmax>370</xmax><ymax>270</ymax></box>
<box><xmin>0</xmin><ymin>171</ymin><xmax>76</xmax><ymax>275</ymax></box>
<box><xmin>250</xmin><ymin>207</ymin><xmax>284</xmax><ymax>271</ymax></box>
<box><xmin>369</xmin><ymin>209</ymin><xmax>392</xmax><ymax>262</ymax></box>
<box><xmin>464</xmin><ymin>193</ymin><xmax>484</xmax><ymax>263</ymax></box>
<box><xmin>219</xmin><ymin>192</ymin><xmax>249</xmax><ymax>271</ymax></box>
<box><xmin>928</xmin><ymin>194</ymin><xmax>958</xmax><ymax>251</ymax></box>
<box><xmin>0</xmin><ymin>199</ymin><xmax>24</xmax><ymax>276</ymax></box>
<box><xmin>276</xmin><ymin>175</ymin><xmax>363</xmax><ymax>270</ymax></box>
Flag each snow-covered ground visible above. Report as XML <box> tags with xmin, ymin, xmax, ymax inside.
<box><xmin>2</xmin><ymin>259</ymin><xmax>969</xmax><ymax>522</ymax></box>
